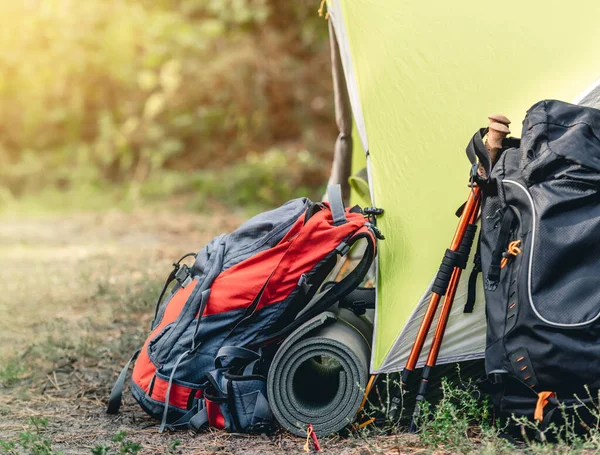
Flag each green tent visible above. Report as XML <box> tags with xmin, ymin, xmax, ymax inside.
<box><xmin>325</xmin><ymin>0</ymin><xmax>600</xmax><ymax>373</ymax></box>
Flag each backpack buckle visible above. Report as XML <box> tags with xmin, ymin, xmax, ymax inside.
<box><xmin>363</xmin><ymin>207</ymin><xmax>384</xmax><ymax>217</ymax></box>
<box><xmin>335</xmin><ymin>241</ymin><xmax>351</xmax><ymax>256</ymax></box>
<box><xmin>363</xmin><ymin>207</ymin><xmax>385</xmax><ymax>238</ymax></box>
<box><xmin>342</xmin><ymin>299</ymin><xmax>370</xmax><ymax>316</ymax></box>
<box><xmin>175</xmin><ymin>264</ymin><xmax>192</xmax><ymax>287</ymax></box>
<box><xmin>488</xmin><ymin>369</ymin><xmax>508</xmax><ymax>385</ymax></box>
<box><xmin>470</xmin><ymin>163</ymin><xmax>489</xmax><ymax>186</ymax></box>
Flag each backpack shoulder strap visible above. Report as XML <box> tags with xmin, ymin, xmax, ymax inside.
<box><xmin>106</xmin><ymin>349</ymin><xmax>140</xmax><ymax>415</ymax></box>
<box><xmin>466</xmin><ymin>128</ymin><xmax>491</xmax><ymax>178</ymax></box>
<box><xmin>327</xmin><ymin>184</ymin><xmax>347</xmax><ymax>226</ymax></box>
<box><xmin>251</xmin><ymin>228</ymin><xmax>376</xmax><ymax>347</ymax></box>
<box><xmin>463</xmin><ymin>230</ymin><xmax>482</xmax><ymax>313</ymax></box>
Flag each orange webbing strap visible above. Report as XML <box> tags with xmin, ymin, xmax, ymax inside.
<box><xmin>534</xmin><ymin>391</ymin><xmax>556</xmax><ymax>422</ymax></box>
<box><xmin>500</xmin><ymin>240</ymin><xmax>522</xmax><ymax>269</ymax></box>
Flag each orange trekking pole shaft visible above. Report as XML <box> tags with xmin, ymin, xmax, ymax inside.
<box><xmin>407</xmin><ymin>115</ymin><xmax>511</xmax><ymax>431</ymax></box>
<box><xmin>400</xmin><ymin>187</ymin><xmax>481</xmax><ymax>386</ymax></box>
<box><xmin>407</xmin><ymin>196</ymin><xmax>481</xmax><ymax>431</ymax></box>
<box><xmin>423</xmin><ymin>200</ymin><xmax>480</xmax><ymax>368</ymax></box>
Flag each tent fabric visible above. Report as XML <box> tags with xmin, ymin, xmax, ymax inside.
<box><xmin>327</xmin><ymin>0</ymin><xmax>600</xmax><ymax>373</ymax></box>
<box><xmin>348</xmin><ymin>168</ymin><xmax>371</xmax><ymax>208</ymax></box>
<box><xmin>575</xmin><ymin>79</ymin><xmax>600</xmax><ymax>108</ymax></box>
<box><xmin>380</xmin><ymin>262</ymin><xmax>487</xmax><ymax>371</ymax></box>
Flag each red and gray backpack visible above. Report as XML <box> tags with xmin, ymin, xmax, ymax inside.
<box><xmin>107</xmin><ymin>185</ymin><xmax>380</xmax><ymax>433</ymax></box>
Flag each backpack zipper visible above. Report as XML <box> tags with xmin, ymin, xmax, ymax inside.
<box><xmin>500</xmin><ymin>240</ymin><xmax>522</xmax><ymax>269</ymax></box>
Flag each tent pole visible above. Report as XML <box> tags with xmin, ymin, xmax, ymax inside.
<box><xmin>323</xmin><ymin>19</ymin><xmax>353</xmax><ymax>204</ymax></box>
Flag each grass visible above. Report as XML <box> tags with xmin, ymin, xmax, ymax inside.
<box><xmin>3</xmin><ymin>207</ymin><xmax>600</xmax><ymax>454</ymax></box>
<box><xmin>0</xmin><ymin>274</ymin><xmax>161</xmax><ymax>392</ymax></box>
<box><xmin>0</xmin><ymin>420</ymin><xmax>145</xmax><ymax>455</ymax></box>
<box><xmin>2</xmin><ymin>325</ymin><xmax>600</xmax><ymax>454</ymax></box>
<box><xmin>0</xmin><ymin>148</ymin><xmax>327</xmax><ymax>219</ymax></box>
<box><xmin>0</xmin><ymin>417</ymin><xmax>63</xmax><ymax>455</ymax></box>
<box><xmin>0</xmin><ymin>185</ymin><xmax>136</xmax><ymax>217</ymax></box>
<box><xmin>416</xmin><ymin>377</ymin><xmax>493</xmax><ymax>450</ymax></box>
<box><xmin>90</xmin><ymin>431</ymin><xmax>141</xmax><ymax>455</ymax></box>
<box><xmin>0</xmin><ymin>360</ymin><xmax>26</xmax><ymax>388</ymax></box>
<box><xmin>350</xmin><ymin>369</ymin><xmax>600</xmax><ymax>455</ymax></box>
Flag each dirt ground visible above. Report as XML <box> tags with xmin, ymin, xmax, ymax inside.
<box><xmin>0</xmin><ymin>207</ymin><xmax>413</xmax><ymax>455</ymax></box>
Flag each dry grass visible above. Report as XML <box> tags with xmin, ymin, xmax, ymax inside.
<box><xmin>2</xmin><ymin>205</ymin><xmax>596</xmax><ymax>454</ymax></box>
<box><xmin>0</xmin><ymin>206</ymin><xmax>411</xmax><ymax>454</ymax></box>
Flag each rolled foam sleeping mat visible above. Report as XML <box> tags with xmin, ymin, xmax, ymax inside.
<box><xmin>267</xmin><ymin>308</ymin><xmax>372</xmax><ymax>437</ymax></box>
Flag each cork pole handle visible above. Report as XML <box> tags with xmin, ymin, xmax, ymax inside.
<box><xmin>477</xmin><ymin>114</ymin><xmax>510</xmax><ymax>179</ymax></box>
<box><xmin>486</xmin><ymin>114</ymin><xmax>511</xmax><ymax>164</ymax></box>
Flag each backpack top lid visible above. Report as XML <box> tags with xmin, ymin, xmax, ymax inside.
<box><xmin>522</xmin><ymin>100</ymin><xmax>600</xmax><ymax>172</ymax></box>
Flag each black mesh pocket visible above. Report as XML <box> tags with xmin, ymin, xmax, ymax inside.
<box><xmin>526</xmin><ymin>178</ymin><xmax>600</xmax><ymax>325</ymax></box>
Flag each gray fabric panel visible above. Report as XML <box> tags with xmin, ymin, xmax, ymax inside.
<box><xmin>189</xmin><ymin>198</ymin><xmax>310</xmax><ymax>276</ymax></box>
<box><xmin>267</xmin><ymin>309</ymin><xmax>371</xmax><ymax>437</ymax></box>
<box><xmin>222</xmin><ymin>198</ymin><xmax>311</xmax><ymax>270</ymax></box>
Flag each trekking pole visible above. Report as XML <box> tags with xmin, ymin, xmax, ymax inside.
<box><xmin>400</xmin><ymin>187</ymin><xmax>481</xmax><ymax>388</ymax></box>
<box><xmin>407</xmin><ymin>115</ymin><xmax>511</xmax><ymax>432</ymax></box>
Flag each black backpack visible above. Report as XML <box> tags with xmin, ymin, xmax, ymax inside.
<box><xmin>478</xmin><ymin>100</ymin><xmax>600</xmax><ymax>428</ymax></box>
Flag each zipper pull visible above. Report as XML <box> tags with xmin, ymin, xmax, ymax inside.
<box><xmin>500</xmin><ymin>240</ymin><xmax>522</xmax><ymax>269</ymax></box>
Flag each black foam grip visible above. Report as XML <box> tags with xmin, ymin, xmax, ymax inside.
<box><xmin>456</xmin><ymin>224</ymin><xmax>478</xmax><ymax>269</ymax></box>
<box><xmin>421</xmin><ymin>365</ymin><xmax>432</xmax><ymax>381</ymax></box>
<box><xmin>432</xmin><ymin>249</ymin><xmax>460</xmax><ymax>295</ymax></box>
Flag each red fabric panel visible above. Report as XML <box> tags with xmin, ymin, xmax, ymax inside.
<box><xmin>203</xmin><ymin>239</ymin><xmax>296</xmax><ymax>316</ymax></box>
<box><xmin>257</xmin><ymin>210</ymin><xmax>370</xmax><ymax>310</ymax></box>
<box><xmin>149</xmin><ymin>375</ymin><xmax>195</xmax><ymax>410</ymax></box>
<box><xmin>206</xmin><ymin>208</ymin><xmax>371</xmax><ymax>316</ymax></box>
<box><xmin>132</xmin><ymin>280</ymin><xmax>198</xmax><ymax>391</ymax></box>
<box><xmin>206</xmin><ymin>399</ymin><xmax>226</xmax><ymax>429</ymax></box>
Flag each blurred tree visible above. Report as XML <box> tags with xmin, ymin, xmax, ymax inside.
<box><xmin>0</xmin><ymin>0</ymin><xmax>334</xmax><ymax>204</ymax></box>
